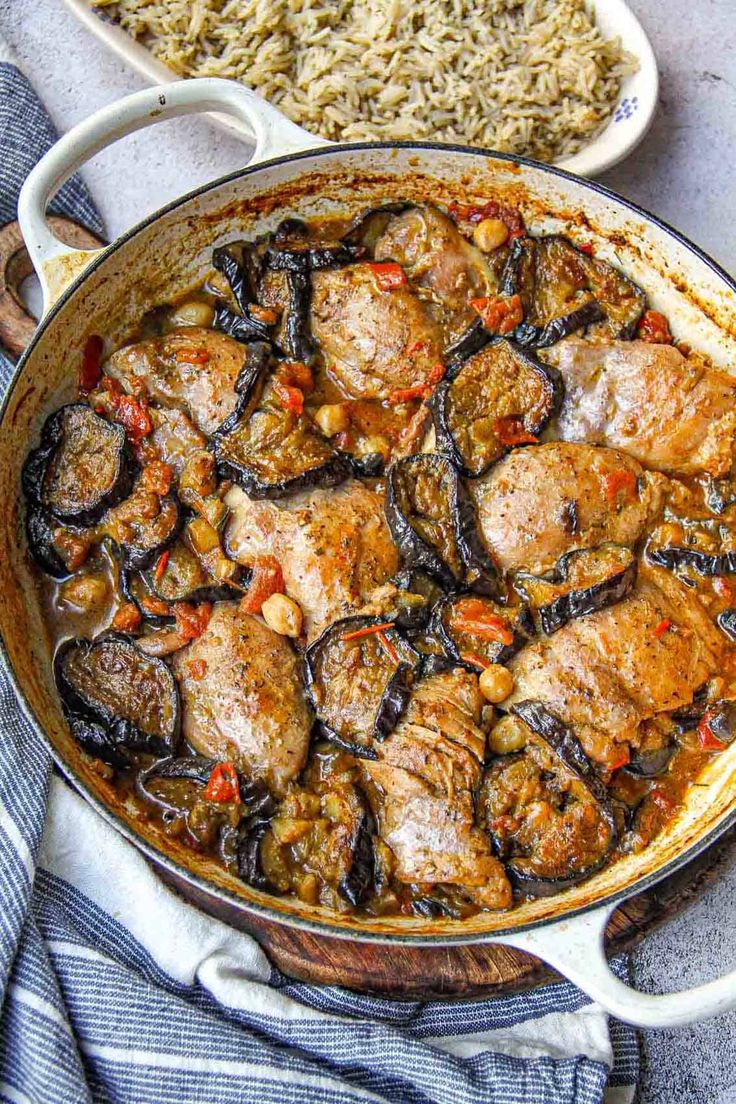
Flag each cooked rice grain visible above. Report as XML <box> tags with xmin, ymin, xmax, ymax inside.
<box><xmin>94</xmin><ymin>0</ymin><xmax>638</xmax><ymax>162</ymax></box>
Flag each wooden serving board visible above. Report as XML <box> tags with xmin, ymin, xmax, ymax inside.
<box><xmin>161</xmin><ymin>826</ymin><xmax>736</xmax><ymax>1000</ymax></box>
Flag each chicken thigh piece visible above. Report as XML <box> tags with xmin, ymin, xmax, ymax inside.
<box><xmin>546</xmin><ymin>338</ymin><xmax>736</xmax><ymax>476</ymax></box>
<box><xmin>471</xmin><ymin>441</ymin><xmax>663</xmax><ymax>574</ymax></box>
<box><xmin>505</xmin><ymin>566</ymin><xmax>726</xmax><ymax>767</ymax></box>
<box><xmin>224</xmin><ymin>480</ymin><xmax>399</xmax><ymax>641</ymax></box>
<box><xmin>172</xmin><ymin>603</ymin><xmax>311</xmax><ymax>794</ymax></box>
<box><xmin>310</xmin><ymin>264</ymin><xmax>444</xmax><ymax>400</ymax></box>
<box><xmin>362</xmin><ymin>668</ymin><xmax>512</xmax><ymax>909</ymax></box>
<box><xmin>106</xmin><ymin>327</ymin><xmax>250</xmax><ymax>436</ymax></box>
<box><xmin>373</xmin><ymin>205</ymin><xmax>498</xmax><ymax>346</ymax></box>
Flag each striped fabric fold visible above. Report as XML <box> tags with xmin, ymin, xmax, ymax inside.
<box><xmin>0</xmin><ymin>52</ymin><xmax>638</xmax><ymax>1104</ymax></box>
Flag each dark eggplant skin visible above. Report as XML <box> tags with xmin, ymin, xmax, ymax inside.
<box><xmin>338</xmin><ymin>808</ymin><xmax>376</xmax><ymax>908</ymax></box>
<box><xmin>236</xmin><ymin>781</ymin><xmax>279</xmax><ymax>892</ymax></box>
<box><xmin>264</xmin><ymin>241</ymin><xmax>361</xmax><ymax>273</ymax></box>
<box><xmin>25</xmin><ymin>504</ymin><xmax>69</xmax><ymax>578</ymax></box>
<box><xmin>303</xmin><ymin>616</ymin><xmax>420</xmax><ymax>757</ymax></box>
<box><xmin>342</xmin><ymin>203</ymin><xmax>413</xmax><ymax>252</ymax></box>
<box><xmin>515</xmin><ymin>546</ymin><xmax>637</xmax><ymax>636</ymax></box>
<box><xmin>717</xmin><ymin>608</ymin><xmax>736</xmax><ymax>641</ymax></box>
<box><xmin>116</xmin><ymin>492</ymin><xmax>184</xmax><ymax>570</ymax></box>
<box><xmin>511</xmin><ymin>700</ymin><xmax>613</xmax><ymax>810</ymax></box>
<box><xmin>429</xmin><ymin>339</ymin><xmax>564</xmax><ymax>477</ymax></box>
<box><xmin>385</xmin><ymin>454</ymin><xmax>502</xmax><ymax>597</ymax></box>
<box><xmin>648</xmin><ymin>546</ymin><xmax>736</xmax><ymax>577</ymax></box>
<box><xmin>501</xmin><ymin>236</ymin><xmax>603</xmax><ymax>348</ymax></box>
<box><xmin>443</xmin><ymin>318</ymin><xmax>492</xmax><ymax>368</ymax></box>
<box><xmin>214</xmin><ymin>302</ymin><xmax>273</xmax><ymax>346</ymax></box>
<box><xmin>282</xmin><ymin>269</ymin><xmax>314</xmax><ymax>363</ymax></box>
<box><xmin>704</xmin><ymin>477</ymin><xmax>736</xmax><ymax>516</ymax></box>
<box><xmin>432</xmin><ymin>593</ymin><xmax>534</xmax><ymax>669</ymax></box>
<box><xmin>67</xmin><ymin>715</ymin><xmax>130</xmax><ymax>769</ymax></box>
<box><xmin>626</xmin><ymin>744</ymin><xmax>675</xmax><ymax>778</ymax></box>
<box><xmin>411</xmin><ymin>896</ymin><xmax>460</xmax><ymax>919</ymax></box>
<box><xmin>23</xmin><ymin>404</ymin><xmax>133</xmax><ymax>527</ymax></box>
<box><xmin>54</xmin><ymin>634</ymin><xmax>180</xmax><ymax>758</ymax></box>
<box><xmin>496</xmin><ymin>700</ymin><xmax>618</xmax><ymax>895</ymax></box>
<box><xmin>212</xmin><ymin>240</ymin><xmax>262</xmax><ymax>315</ymax></box>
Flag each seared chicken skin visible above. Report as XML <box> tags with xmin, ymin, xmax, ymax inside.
<box><xmin>362</xmin><ymin>668</ymin><xmax>512</xmax><ymax>908</ymax></box>
<box><xmin>373</xmin><ymin>205</ymin><xmax>497</xmax><ymax>345</ymax></box>
<box><xmin>471</xmin><ymin>441</ymin><xmax>663</xmax><ymax>574</ymax></box>
<box><xmin>547</xmin><ymin>338</ymin><xmax>736</xmax><ymax>476</ymax></box>
<box><xmin>106</xmin><ymin>327</ymin><xmax>249</xmax><ymax>436</ymax></box>
<box><xmin>505</xmin><ymin>565</ymin><xmax>725</xmax><ymax>767</ymax></box>
<box><xmin>224</xmin><ymin>480</ymin><xmax>399</xmax><ymax>640</ymax></box>
<box><xmin>310</xmin><ymin>264</ymin><xmax>444</xmax><ymax>400</ymax></box>
<box><xmin>173</xmin><ymin>603</ymin><xmax>311</xmax><ymax>793</ymax></box>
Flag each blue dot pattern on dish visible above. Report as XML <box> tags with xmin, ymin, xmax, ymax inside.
<box><xmin>614</xmin><ymin>95</ymin><xmax>639</xmax><ymax>123</ymax></box>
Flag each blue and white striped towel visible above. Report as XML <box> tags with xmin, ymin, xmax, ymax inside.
<box><xmin>0</xmin><ymin>53</ymin><xmax>638</xmax><ymax>1104</ymax></box>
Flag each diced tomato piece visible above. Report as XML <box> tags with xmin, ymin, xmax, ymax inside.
<box><xmin>376</xmin><ymin>631</ymin><xmax>399</xmax><ymax>663</ymax></box>
<box><xmin>637</xmin><ymin>309</ymin><xmax>673</xmax><ymax>344</ymax></box>
<box><xmin>653</xmin><ymin>618</ymin><xmax>673</xmax><ymax>639</ymax></box>
<box><xmin>577</xmin><ymin>242</ymin><xmax>595</xmax><ymax>256</ymax></box>
<box><xmin>284</xmin><ymin>361</ymin><xmax>314</xmax><ymax>392</ymax></box>
<box><xmin>387</xmin><ymin>384</ymin><xmax>429</xmax><ymax>405</ymax></box>
<box><xmin>493</xmin><ymin>415</ymin><xmax>538</xmax><ymax>447</ymax></box>
<box><xmin>272</xmin><ymin>377</ymin><xmax>304</xmax><ymax>414</ymax></box>
<box><xmin>697</xmin><ymin>709</ymin><xmax>728</xmax><ymax>750</ymax></box>
<box><xmin>187</xmin><ymin>658</ymin><xmax>208</xmax><ymax>681</ymax></box>
<box><xmin>112</xmin><ymin>602</ymin><xmax>142</xmax><ymax>632</ymax></box>
<box><xmin>470</xmin><ymin>294</ymin><xmax>524</xmax><ymax>335</ymax></box>
<box><xmin>603</xmin><ymin>469</ymin><xmax>638</xmax><ymax>505</ymax></box>
<box><xmin>111</xmin><ymin>394</ymin><xmax>153</xmax><ymax>441</ymax></box>
<box><xmin>714</xmin><ymin>577</ymin><xmax>735</xmax><ymax>601</ymax></box>
<box><xmin>452</xmin><ymin>601</ymin><xmax>514</xmax><ymax>646</ymax></box>
<box><xmin>407</xmin><ymin>339</ymin><xmax>431</xmax><ymax>358</ymax></box>
<box><xmin>140</xmin><ymin>461</ymin><xmax>174</xmax><ymax>497</ymax></box>
<box><xmin>204</xmin><ymin>761</ymin><xmax>240</xmax><ymax>804</ymax></box>
<box><xmin>140</xmin><ymin>594</ymin><xmax>171</xmax><ymax>617</ymax></box>
<box><xmin>153</xmin><ymin>550</ymin><xmax>170</xmax><ymax>584</ymax></box>
<box><xmin>240</xmin><ymin>556</ymin><xmax>284</xmax><ymax>614</ymax></box>
<box><xmin>249</xmin><ymin>304</ymin><xmax>279</xmax><ymax>326</ymax></box>
<box><xmin>173</xmin><ymin>601</ymin><xmax>212</xmax><ymax>641</ymax></box>
<box><xmin>460</xmin><ymin>651</ymin><xmax>489</xmax><ymax>670</ymax></box>
<box><xmin>341</xmin><ymin>621</ymin><xmax>395</xmax><ymax>643</ymax></box>
<box><xmin>368</xmin><ymin>262</ymin><xmax>407</xmax><ymax>291</ymax></box>
<box><xmin>175</xmin><ymin>348</ymin><xmax>210</xmax><ymax>364</ymax></box>
<box><xmin>427</xmin><ymin>363</ymin><xmax>446</xmax><ymax>386</ymax></box>
<box><xmin>448</xmin><ymin>199</ymin><xmax>524</xmax><ymax>236</ymax></box>
<box><xmin>607</xmin><ymin>746</ymin><xmax>631</xmax><ymax>771</ymax></box>
<box><xmin>79</xmin><ymin>334</ymin><xmax>104</xmax><ymax>394</ymax></box>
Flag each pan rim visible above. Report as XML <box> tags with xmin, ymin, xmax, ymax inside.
<box><xmin>5</xmin><ymin>138</ymin><xmax>736</xmax><ymax>946</ymax></box>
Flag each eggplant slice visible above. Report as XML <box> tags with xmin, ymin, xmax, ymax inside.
<box><xmin>515</xmin><ymin>544</ymin><xmax>637</xmax><ymax>635</ymax></box>
<box><xmin>480</xmin><ymin>703</ymin><xmax>617</xmax><ymax>894</ymax></box>
<box><xmin>385</xmin><ymin>454</ymin><xmax>501</xmax><ymax>595</ymax></box>
<box><xmin>55</xmin><ymin>635</ymin><xmax>180</xmax><ymax>762</ymax></box>
<box><xmin>501</xmin><ymin>235</ymin><xmax>645</xmax><ymax>348</ymax></box>
<box><xmin>430</xmin><ymin>339</ymin><xmax>563</xmax><ymax>476</ymax></box>
<box><xmin>433</xmin><ymin>593</ymin><xmax>533</xmax><ymax>670</ymax></box>
<box><xmin>126</xmin><ymin>541</ymin><xmax>244</xmax><ymax>624</ymax></box>
<box><xmin>25</xmin><ymin>504</ymin><xmax>70</xmax><ymax>578</ymax></box>
<box><xmin>304</xmin><ymin>616</ymin><xmax>420</xmax><ymax>756</ymax></box>
<box><xmin>99</xmin><ymin>486</ymin><xmax>183</xmax><ymax>570</ymax></box>
<box><xmin>23</xmin><ymin>404</ymin><xmax>133</xmax><ymax>526</ymax></box>
<box><xmin>212</xmin><ymin>351</ymin><xmax>351</xmax><ymax>499</ymax></box>
<box><xmin>648</xmin><ymin>545</ymin><xmax>736</xmax><ymax>577</ymax></box>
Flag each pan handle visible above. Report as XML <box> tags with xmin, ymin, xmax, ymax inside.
<box><xmin>18</xmin><ymin>77</ymin><xmax>327</xmax><ymax>312</ymax></box>
<box><xmin>495</xmin><ymin>900</ymin><xmax>736</xmax><ymax>1028</ymax></box>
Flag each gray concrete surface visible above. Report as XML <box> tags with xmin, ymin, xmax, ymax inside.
<box><xmin>1</xmin><ymin>1</ymin><xmax>735</xmax><ymax>1101</ymax></box>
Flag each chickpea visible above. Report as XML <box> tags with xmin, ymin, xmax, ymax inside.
<box><xmin>473</xmin><ymin>217</ymin><xmax>509</xmax><ymax>252</ymax></box>
<box><xmin>261</xmin><ymin>592</ymin><xmax>303</xmax><ymax>638</ymax></box>
<box><xmin>356</xmin><ymin>434</ymin><xmax>391</xmax><ymax>463</ymax></box>
<box><xmin>314</xmin><ymin>403</ymin><xmax>349</xmax><ymax>437</ymax></box>
<box><xmin>487</xmin><ymin>714</ymin><xmax>527</xmax><ymax>755</ymax></box>
<box><xmin>59</xmin><ymin>572</ymin><xmax>109</xmax><ymax>611</ymax></box>
<box><xmin>169</xmin><ymin>298</ymin><xmax>215</xmax><ymax>329</ymax></box>
<box><xmin>479</xmin><ymin>663</ymin><xmax>515</xmax><ymax>704</ymax></box>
